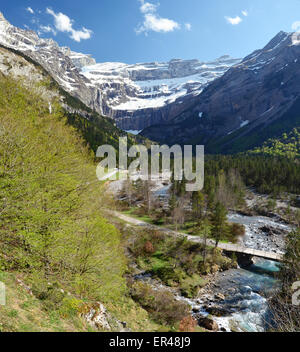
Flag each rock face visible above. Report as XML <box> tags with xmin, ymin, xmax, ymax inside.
<box><xmin>0</xmin><ymin>45</ymin><xmax>59</xmax><ymax>103</ymax></box>
<box><xmin>60</xmin><ymin>47</ymin><xmax>96</xmax><ymax>69</ymax></box>
<box><xmin>0</xmin><ymin>11</ymin><xmax>239</xmax><ymax>132</ymax></box>
<box><xmin>81</xmin><ymin>303</ymin><xmax>129</xmax><ymax>332</ymax></box>
<box><xmin>142</xmin><ymin>31</ymin><xmax>300</xmax><ymax>152</ymax></box>
<box><xmin>0</xmin><ymin>12</ymin><xmax>102</xmax><ymax>113</ymax></box>
<box><xmin>81</xmin><ymin>57</ymin><xmax>240</xmax><ymax>131</ymax></box>
<box><xmin>198</xmin><ymin>317</ymin><xmax>219</xmax><ymax>331</ymax></box>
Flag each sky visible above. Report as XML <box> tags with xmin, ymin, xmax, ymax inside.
<box><xmin>2</xmin><ymin>0</ymin><xmax>300</xmax><ymax>64</ymax></box>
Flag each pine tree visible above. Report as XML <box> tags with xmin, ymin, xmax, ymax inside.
<box><xmin>211</xmin><ymin>202</ymin><xmax>228</xmax><ymax>248</ymax></box>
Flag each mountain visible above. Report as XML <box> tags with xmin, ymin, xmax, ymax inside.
<box><xmin>0</xmin><ymin>12</ymin><xmax>239</xmax><ymax>133</ymax></box>
<box><xmin>2</xmin><ymin>11</ymin><xmax>300</xmax><ymax>154</ymax></box>
<box><xmin>142</xmin><ymin>31</ymin><xmax>300</xmax><ymax>153</ymax></box>
<box><xmin>0</xmin><ymin>21</ymin><xmax>143</xmax><ymax>154</ymax></box>
<box><xmin>80</xmin><ymin>56</ymin><xmax>240</xmax><ymax>131</ymax></box>
<box><xmin>0</xmin><ymin>12</ymin><xmax>108</xmax><ymax>113</ymax></box>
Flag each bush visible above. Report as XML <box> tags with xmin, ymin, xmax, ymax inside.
<box><xmin>131</xmin><ymin>282</ymin><xmax>190</xmax><ymax>326</ymax></box>
<box><xmin>180</xmin><ymin>274</ymin><xmax>208</xmax><ymax>298</ymax></box>
<box><xmin>179</xmin><ymin>316</ymin><xmax>197</xmax><ymax>332</ymax></box>
<box><xmin>59</xmin><ymin>297</ymin><xmax>84</xmax><ymax>318</ymax></box>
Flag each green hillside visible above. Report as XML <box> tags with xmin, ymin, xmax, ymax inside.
<box><xmin>0</xmin><ymin>44</ymin><xmax>144</xmax><ymax>156</ymax></box>
<box><xmin>0</xmin><ymin>74</ymin><xmax>157</xmax><ymax>332</ymax></box>
<box><xmin>248</xmin><ymin>127</ymin><xmax>300</xmax><ymax>159</ymax></box>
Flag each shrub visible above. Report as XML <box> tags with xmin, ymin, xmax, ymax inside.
<box><xmin>131</xmin><ymin>282</ymin><xmax>190</xmax><ymax>326</ymax></box>
<box><xmin>59</xmin><ymin>297</ymin><xmax>84</xmax><ymax>318</ymax></box>
<box><xmin>144</xmin><ymin>241</ymin><xmax>155</xmax><ymax>254</ymax></box>
<box><xmin>180</xmin><ymin>274</ymin><xmax>208</xmax><ymax>298</ymax></box>
<box><xmin>179</xmin><ymin>316</ymin><xmax>197</xmax><ymax>332</ymax></box>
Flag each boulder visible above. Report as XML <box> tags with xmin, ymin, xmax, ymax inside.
<box><xmin>215</xmin><ymin>293</ymin><xmax>226</xmax><ymax>301</ymax></box>
<box><xmin>81</xmin><ymin>303</ymin><xmax>130</xmax><ymax>332</ymax></box>
<box><xmin>81</xmin><ymin>303</ymin><xmax>111</xmax><ymax>331</ymax></box>
<box><xmin>198</xmin><ymin>317</ymin><xmax>219</xmax><ymax>331</ymax></box>
<box><xmin>204</xmin><ymin>306</ymin><xmax>231</xmax><ymax>317</ymax></box>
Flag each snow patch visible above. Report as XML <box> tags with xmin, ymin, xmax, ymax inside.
<box><xmin>125</xmin><ymin>130</ymin><xmax>142</xmax><ymax>135</ymax></box>
<box><xmin>240</xmin><ymin>120</ymin><xmax>249</xmax><ymax>128</ymax></box>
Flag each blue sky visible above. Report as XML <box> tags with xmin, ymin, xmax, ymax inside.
<box><xmin>2</xmin><ymin>0</ymin><xmax>300</xmax><ymax>64</ymax></box>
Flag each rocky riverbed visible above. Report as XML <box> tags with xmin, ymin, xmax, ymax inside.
<box><xmin>132</xmin><ymin>211</ymin><xmax>290</xmax><ymax>332</ymax></box>
<box><xmin>192</xmin><ymin>213</ymin><xmax>290</xmax><ymax>332</ymax></box>
<box><xmin>228</xmin><ymin>213</ymin><xmax>291</xmax><ymax>255</ymax></box>
<box><xmin>110</xmin><ymin>176</ymin><xmax>293</xmax><ymax>332</ymax></box>
<box><xmin>193</xmin><ymin>258</ymin><xmax>281</xmax><ymax>332</ymax></box>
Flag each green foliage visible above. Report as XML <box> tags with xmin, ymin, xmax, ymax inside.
<box><xmin>180</xmin><ymin>274</ymin><xmax>207</xmax><ymax>298</ymax></box>
<box><xmin>129</xmin><ymin>229</ymin><xmax>234</xmax><ymax>297</ymax></box>
<box><xmin>205</xmin><ymin>154</ymin><xmax>300</xmax><ymax>195</ymax></box>
<box><xmin>0</xmin><ymin>75</ymin><xmax>126</xmax><ymax>306</ymax></box>
<box><xmin>59</xmin><ymin>297</ymin><xmax>84</xmax><ymax>318</ymax></box>
<box><xmin>211</xmin><ymin>202</ymin><xmax>229</xmax><ymax>247</ymax></box>
<box><xmin>249</xmin><ymin>128</ymin><xmax>300</xmax><ymax>159</ymax></box>
<box><xmin>130</xmin><ymin>281</ymin><xmax>190</xmax><ymax>326</ymax></box>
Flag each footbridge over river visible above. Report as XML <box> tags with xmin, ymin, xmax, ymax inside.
<box><xmin>215</xmin><ymin>242</ymin><xmax>284</xmax><ymax>262</ymax></box>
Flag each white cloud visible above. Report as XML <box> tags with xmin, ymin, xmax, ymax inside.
<box><xmin>39</xmin><ymin>25</ymin><xmax>57</xmax><ymax>36</ymax></box>
<box><xmin>185</xmin><ymin>23</ymin><xmax>192</xmax><ymax>31</ymax></box>
<box><xmin>46</xmin><ymin>8</ymin><xmax>92</xmax><ymax>42</ymax></box>
<box><xmin>140</xmin><ymin>1</ymin><xmax>157</xmax><ymax>14</ymax></box>
<box><xmin>69</xmin><ymin>28</ymin><xmax>92</xmax><ymax>42</ymax></box>
<box><xmin>136</xmin><ymin>0</ymin><xmax>181</xmax><ymax>34</ymax></box>
<box><xmin>225</xmin><ymin>16</ymin><xmax>243</xmax><ymax>25</ymax></box>
<box><xmin>242</xmin><ymin>10</ymin><xmax>248</xmax><ymax>17</ymax></box>
<box><xmin>137</xmin><ymin>14</ymin><xmax>180</xmax><ymax>34</ymax></box>
<box><xmin>292</xmin><ymin>21</ymin><xmax>300</xmax><ymax>31</ymax></box>
<box><xmin>26</xmin><ymin>7</ymin><xmax>34</xmax><ymax>14</ymax></box>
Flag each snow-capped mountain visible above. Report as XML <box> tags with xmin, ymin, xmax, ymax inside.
<box><xmin>82</xmin><ymin>57</ymin><xmax>239</xmax><ymax>112</ymax></box>
<box><xmin>0</xmin><ymin>11</ymin><xmax>239</xmax><ymax>132</ymax></box>
<box><xmin>0</xmin><ymin>12</ymin><xmax>105</xmax><ymax>113</ymax></box>
<box><xmin>2</xmin><ymin>10</ymin><xmax>299</xmax><ymax>153</ymax></box>
<box><xmin>142</xmin><ymin>31</ymin><xmax>300</xmax><ymax>153</ymax></box>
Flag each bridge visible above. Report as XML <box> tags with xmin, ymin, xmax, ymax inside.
<box><xmin>213</xmin><ymin>242</ymin><xmax>284</xmax><ymax>262</ymax></box>
<box><xmin>112</xmin><ymin>211</ymin><xmax>284</xmax><ymax>262</ymax></box>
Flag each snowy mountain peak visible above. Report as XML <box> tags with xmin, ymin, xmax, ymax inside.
<box><xmin>0</xmin><ymin>11</ymin><xmax>240</xmax><ymax>132</ymax></box>
<box><xmin>80</xmin><ymin>55</ymin><xmax>240</xmax><ymax>129</ymax></box>
<box><xmin>0</xmin><ymin>12</ymin><xmax>7</xmax><ymax>22</ymax></box>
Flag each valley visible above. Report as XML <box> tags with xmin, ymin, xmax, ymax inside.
<box><xmin>0</xmin><ymin>8</ymin><xmax>299</xmax><ymax>334</ymax></box>
<box><xmin>106</xmin><ymin>170</ymin><xmax>295</xmax><ymax>332</ymax></box>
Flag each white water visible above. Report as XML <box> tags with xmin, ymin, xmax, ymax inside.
<box><xmin>175</xmin><ymin>213</ymin><xmax>286</xmax><ymax>332</ymax></box>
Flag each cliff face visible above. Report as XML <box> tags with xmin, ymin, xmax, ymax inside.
<box><xmin>81</xmin><ymin>57</ymin><xmax>240</xmax><ymax>131</ymax></box>
<box><xmin>142</xmin><ymin>31</ymin><xmax>300</xmax><ymax>152</ymax></box>
<box><xmin>0</xmin><ymin>12</ymin><xmax>104</xmax><ymax>113</ymax></box>
<box><xmin>0</xmin><ymin>12</ymin><xmax>240</xmax><ymax>132</ymax></box>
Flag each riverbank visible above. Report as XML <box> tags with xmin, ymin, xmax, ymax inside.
<box><xmin>106</xmin><ymin>175</ymin><xmax>294</xmax><ymax>332</ymax></box>
<box><xmin>115</xmin><ymin>206</ymin><xmax>290</xmax><ymax>331</ymax></box>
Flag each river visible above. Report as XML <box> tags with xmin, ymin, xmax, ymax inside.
<box><xmin>142</xmin><ymin>213</ymin><xmax>290</xmax><ymax>332</ymax></box>
<box><xmin>111</xmin><ymin>177</ymin><xmax>291</xmax><ymax>331</ymax></box>
<box><xmin>199</xmin><ymin>258</ymin><xmax>281</xmax><ymax>332</ymax></box>
<box><xmin>186</xmin><ymin>213</ymin><xmax>290</xmax><ymax>332</ymax></box>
